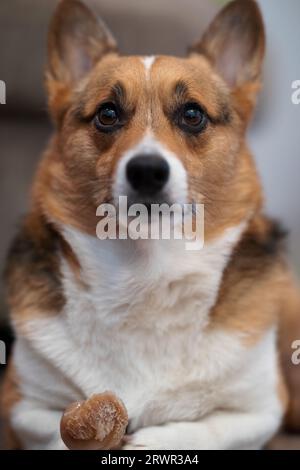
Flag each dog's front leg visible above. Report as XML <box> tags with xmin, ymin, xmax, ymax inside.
<box><xmin>11</xmin><ymin>400</ymin><xmax>67</xmax><ymax>450</ymax></box>
<box><xmin>123</xmin><ymin>409</ymin><xmax>282</xmax><ymax>450</ymax></box>
<box><xmin>11</xmin><ymin>393</ymin><xmax>128</xmax><ymax>450</ymax></box>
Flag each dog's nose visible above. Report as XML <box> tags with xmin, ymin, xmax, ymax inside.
<box><xmin>126</xmin><ymin>155</ymin><xmax>170</xmax><ymax>194</ymax></box>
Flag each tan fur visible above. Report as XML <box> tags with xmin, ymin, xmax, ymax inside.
<box><xmin>0</xmin><ymin>361</ymin><xmax>22</xmax><ymax>449</ymax></box>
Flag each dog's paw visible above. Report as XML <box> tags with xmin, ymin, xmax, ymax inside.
<box><xmin>60</xmin><ymin>392</ymin><xmax>128</xmax><ymax>450</ymax></box>
<box><xmin>122</xmin><ymin>426</ymin><xmax>177</xmax><ymax>450</ymax></box>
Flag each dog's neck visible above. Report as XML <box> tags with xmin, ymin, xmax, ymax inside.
<box><xmin>59</xmin><ymin>221</ymin><xmax>247</xmax><ymax>336</ymax></box>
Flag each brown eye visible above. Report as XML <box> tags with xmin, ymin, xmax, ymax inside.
<box><xmin>179</xmin><ymin>103</ymin><xmax>207</xmax><ymax>134</ymax></box>
<box><xmin>98</xmin><ymin>104</ymin><xmax>118</xmax><ymax>125</ymax></box>
<box><xmin>94</xmin><ymin>102</ymin><xmax>120</xmax><ymax>131</ymax></box>
<box><xmin>184</xmin><ymin>106</ymin><xmax>202</xmax><ymax>125</ymax></box>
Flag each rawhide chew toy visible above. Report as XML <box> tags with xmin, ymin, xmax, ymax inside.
<box><xmin>60</xmin><ymin>392</ymin><xmax>128</xmax><ymax>450</ymax></box>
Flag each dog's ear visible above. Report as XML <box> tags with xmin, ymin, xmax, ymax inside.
<box><xmin>190</xmin><ymin>0</ymin><xmax>265</xmax><ymax>117</ymax></box>
<box><xmin>47</xmin><ymin>0</ymin><xmax>117</xmax><ymax>123</ymax></box>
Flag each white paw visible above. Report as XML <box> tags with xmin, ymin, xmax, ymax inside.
<box><xmin>122</xmin><ymin>423</ymin><xmax>218</xmax><ymax>450</ymax></box>
<box><xmin>122</xmin><ymin>426</ymin><xmax>179</xmax><ymax>450</ymax></box>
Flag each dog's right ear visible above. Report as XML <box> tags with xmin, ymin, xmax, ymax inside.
<box><xmin>47</xmin><ymin>0</ymin><xmax>117</xmax><ymax>123</ymax></box>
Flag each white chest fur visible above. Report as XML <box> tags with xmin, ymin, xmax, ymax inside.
<box><xmin>18</xmin><ymin>223</ymin><xmax>260</xmax><ymax>431</ymax></box>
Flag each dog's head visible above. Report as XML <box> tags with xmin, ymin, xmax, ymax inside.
<box><xmin>39</xmin><ymin>0</ymin><xmax>265</xmax><ymax>240</ymax></box>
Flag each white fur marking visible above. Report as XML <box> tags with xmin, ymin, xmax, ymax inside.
<box><xmin>141</xmin><ymin>56</ymin><xmax>156</xmax><ymax>80</ymax></box>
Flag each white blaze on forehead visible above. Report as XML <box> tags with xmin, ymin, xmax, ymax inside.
<box><xmin>141</xmin><ymin>56</ymin><xmax>156</xmax><ymax>80</ymax></box>
<box><xmin>140</xmin><ymin>56</ymin><xmax>156</xmax><ymax>126</ymax></box>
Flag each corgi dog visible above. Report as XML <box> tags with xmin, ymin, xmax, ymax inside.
<box><xmin>1</xmin><ymin>0</ymin><xmax>300</xmax><ymax>450</ymax></box>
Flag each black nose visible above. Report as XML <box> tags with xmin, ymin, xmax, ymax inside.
<box><xmin>126</xmin><ymin>155</ymin><xmax>170</xmax><ymax>194</ymax></box>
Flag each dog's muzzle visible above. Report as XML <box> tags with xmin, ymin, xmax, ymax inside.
<box><xmin>126</xmin><ymin>154</ymin><xmax>170</xmax><ymax>197</ymax></box>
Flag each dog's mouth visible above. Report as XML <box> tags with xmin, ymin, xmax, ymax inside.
<box><xmin>114</xmin><ymin>192</ymin><xmax>189</xmax><ymax>229</ymax></box>
<box><xmin>126</xmin><ymin>192</ymin><xmax>172</xmax><ymax>210</ymax></box>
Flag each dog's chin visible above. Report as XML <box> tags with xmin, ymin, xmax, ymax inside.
<box><xmin>126</xmin><ymin>192</ymin><xmax>172</xmax><ymax>209</ymax></box>
<box><xmin>114</xmin><ymin>192</ymin><xmax>187</xmax><ymax>239</ymax></box>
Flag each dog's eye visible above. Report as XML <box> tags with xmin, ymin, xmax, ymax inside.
<box><xmin>94</xmin><ymin>102</ymin><xmax>120</xmax><ymax>131</ymax></box>
<box><xmin>183</xmin><ymin>106</ymin><xmax>202</xmax><ymax>126</ymax></box>
<box><xmin>179</xmin><ymin>103</ymin><xmax>207</xmax><ymax>133</ymax></box>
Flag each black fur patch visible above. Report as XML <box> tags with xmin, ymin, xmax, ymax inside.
<box><xmin>4</xmin><ymin>216</ymin><xmax>65</xmax><ymax>316</ymax></box>
<box><xmin>242</xmin><ymin>219</ymin><xmax>287</xmax><ymax>258</ymax></box>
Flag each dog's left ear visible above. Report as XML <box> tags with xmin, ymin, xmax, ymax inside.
<box><xmin>190</xmin><ymin>0</ymin><xmax>265</xmax><ymax>118</ymax></box>
<box><xmin>47</xmin><ymin>0</ymin><xmax>117</xmax><ymax>123</ymax></box>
